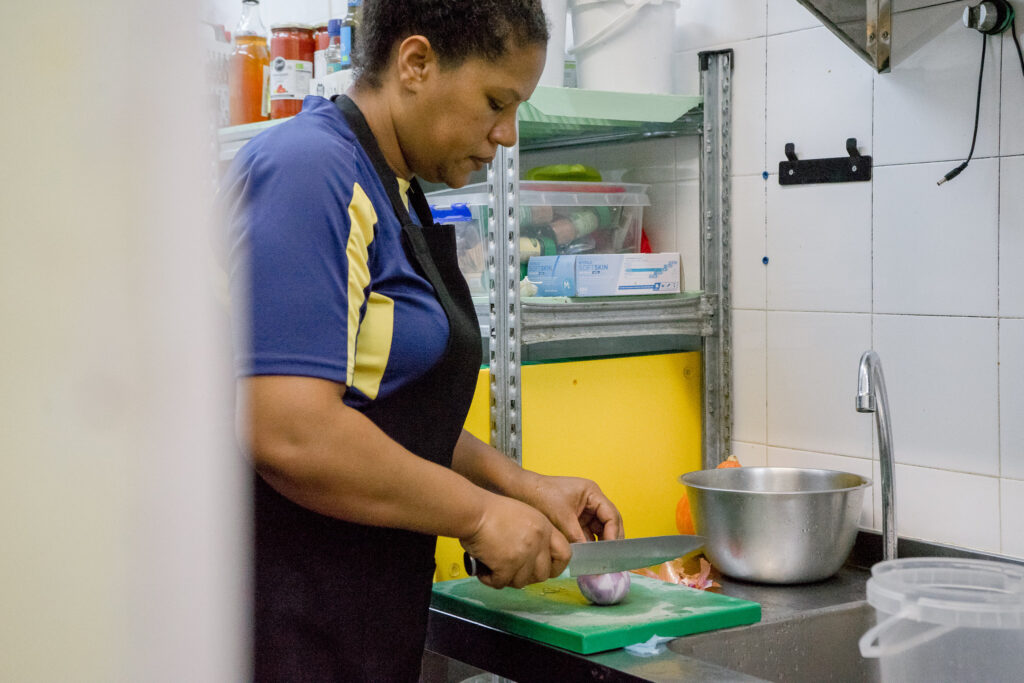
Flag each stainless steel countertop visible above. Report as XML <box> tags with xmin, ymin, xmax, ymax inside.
<box><xmin>425</xmin><ymin>531</ymin><xmax>1024</xmax><ymax>683</ymax></box>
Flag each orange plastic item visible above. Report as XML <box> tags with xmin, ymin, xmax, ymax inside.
<box><xmin>269</xmin><ymin>25</ymin><xmax>315</xmax><ymax>119</ymax></box>
<box><xmin>717</xmin><ymin>455</ymin><xmax>741</xmax><ymax>469</ymax></box>
<box><xmin>229</xmin><ymin>34</ymin><xmax>270</xmax><ymax>125</ymax></box>
<box><xmin>675</xmin><ymin>494</ymin><xmax>696</xmax><ymax>535</ymax></box>
<box><xmin>675</xmin><ymin>455</ymin><xmax>742</xmax><ymax>534</ymax></box>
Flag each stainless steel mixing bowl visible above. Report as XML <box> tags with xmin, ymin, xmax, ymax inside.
<box><xmin>680</xmin><ymin>467</ymin><xmax>872</xmax><ymax>584</ymax></box>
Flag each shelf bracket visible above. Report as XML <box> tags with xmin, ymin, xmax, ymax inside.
<box><xmin>795</xmin><ymin>0</ymin><xmax>891</xmax><ymax>73</ymax></box>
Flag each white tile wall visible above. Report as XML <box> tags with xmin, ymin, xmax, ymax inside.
<box><xmin>874</xmin><ymin>314</ymin><xmax>1000</xmax><ymax>475</ymax></box>
<box><xmin>675</xmin><ymin>178</ymin><xmax>700</xmax><ymax>289</ymax></box>
<box><xmin>873</xmin><ymin>159</ymin><xmax>999</xmax><ymax>317</ymax></box>
<box><xmin>731</xmin><ymin>441</ymin><xmax>768</xmax><ymax>466</ymax></box>
<box><xmin>888</xmin><ymin>464</ymin><xmax>1001</xmax><ymax>552</ymax></box>
<box><xmin>733</xmin><ymin>310</ymin><xmax>767</xmax><ymax>444</ymax></box>
<box><xmin>766</xmin><ymin>180</ymin><xmax>872</xmax><ymax>312</ymax></box>
<box><xmin>767</xmin><ymin>446</ymin><xmax>875</xmax><ymax>527</ymax></box>
<box><xmin>733</xmin><ymin>175</ymin><xmax>768</xmax><ymax>309</ymax></box>
<box><xmin>1001</xmin><ymin>156</ymin><xmax>1024</xmax><ymax>317</ymax></box>
<box><xmin>659</xmin><ymin>0</ymin><xmax>1024</xmax><ymax>558</ymax></box>
<box><xmin>875</xmin><ymin>3</ymin><xmax>1001</xmax><ymax>165</ymax></box>
<box><xmin>766</xmin><ymin>27</ymin><xmax>873</xmax><ymax>166</ymax></box>
<box><xmin>643</xmin><ymin>181</ymin><xmax>680</xmax><ymax>254</ymax></box>
<box><xmin>766</xmin><ymin>0</ymin><xmax>817</xmax><ymax>35</ymax></box>
<box><xmin>1002</xmin><ymin>319</ymin><xmax>1024</xmax><ymax>479</ymax></box>
<box><xmin>676</xmin><ymin>136</ymin><xmax>701</xmax><ymax>182</ymax></box>
<box><xmin>675</xmin><ymin>0</ymin><xmax>767</xmax><ymax>51</ymax></box>
<box><xmin>1002</xmin><ymin>479</ymin><xmax>1024</xmax><ymax>556</ymax></box>
<box><xmin>674</xmin><ymin>38</ymin><xmax>768</xmax><ymax>177</ymax></box>
<box><xmin>766</xmin><ymin>312</ymin><xmax>872</xmax><ymax>456</ymax></box>
<box><xmin>1000</xmin><ymin>3</ymin><xmax>1024</xmax><ymax>156</ymax></box>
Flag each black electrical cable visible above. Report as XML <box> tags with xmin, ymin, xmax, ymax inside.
<box><xmin>938</xmin><ymin>34</ymin><xmax>988</xmax><ymax>185</ymax></box>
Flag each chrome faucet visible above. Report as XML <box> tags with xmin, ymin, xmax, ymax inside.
<box><xmin>856</xmin><ymin>350</ymin><xmax>897</xmax><ymax>561</ymax></box>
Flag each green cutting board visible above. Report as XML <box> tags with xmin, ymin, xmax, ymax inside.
<box><xmin>431</xmin><ymin>575</ymin><xmax>760</xmax><ymax>655</ymax></box>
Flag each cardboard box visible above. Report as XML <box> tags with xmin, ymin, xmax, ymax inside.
<box><xmin>577</xmin><ymin>253</ymin><xmax>681</xmax><ymax>296</ymax></box>
<box><xmin>525</xmin><ymin>255</ymin><xmax>578</xmax><ymax>296</ymax></box>
<box><xmin>526</xmin><ymin>253</ymin><xmax>681</xmax><ymax>297</ymax></box>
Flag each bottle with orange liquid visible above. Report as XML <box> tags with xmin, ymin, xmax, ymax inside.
<box><xmin>228</xmin><ymin>0</ymin><xmax>269</xmax><ymax>126</ymax></box>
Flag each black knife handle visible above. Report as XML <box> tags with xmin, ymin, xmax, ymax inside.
<box><xmin>463</xmin><ymin>552</ymin><xmax>492</xmax><ymax>577</ymax></box>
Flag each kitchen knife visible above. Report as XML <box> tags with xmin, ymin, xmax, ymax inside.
<box><xmin>463</xmin><ymin>534</ymin><xmax>705</xmax><ymax>578</ymax></box>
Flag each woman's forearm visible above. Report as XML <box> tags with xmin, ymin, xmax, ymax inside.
<box><xmin>450</xmin><ymin>429</ymin><xmax>539</xmax><ymax>500</ymax></box>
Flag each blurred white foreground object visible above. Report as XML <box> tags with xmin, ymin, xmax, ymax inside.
<box><xmin>0</xmin><ymin>0</ymin><xmax>247</xmax><ymax>681</ymax></box>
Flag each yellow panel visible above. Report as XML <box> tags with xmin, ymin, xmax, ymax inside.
<box><xmin>435</xmin><ymin>355</ymin><xmax>702</xmax><ymax>581</ymax></box>
<box><xmin>462</xmin><ymin>369</ymin><xmax>491</xmax><ymax>442</ymax></box>
<box><xmin>521</xmin><ymin>353</ymin><xmax>702</xmax><ymax>540</ymax></box>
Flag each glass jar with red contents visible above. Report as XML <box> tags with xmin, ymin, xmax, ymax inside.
<box><xmin>312</xmin><ymin>21</ymin><xmax>330</xmax><ymax>79</ymax></box>
<box><xmin>269</xmin><ymin>24</ymin><xmax>314</xmax><ymax>119</ymax></box>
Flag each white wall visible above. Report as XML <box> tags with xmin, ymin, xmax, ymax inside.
<box><xmin>530</xmin><ymin>0</ymin><xmax>1023</xmax><ymax>558</ymax></box>
<box><xmin>205</xmin><ymin>0</ymin><xmax>343</xmax><ymax>30</ymax></box>
<box><xmin>1</xmin><ymin>1</ymin><xmax>247</xmax><ymax>680</ymax></box>
<box><xmin>672</xmin><ymin>0</ymin><xmax>1024</xmax><ymax>557</ymax></box>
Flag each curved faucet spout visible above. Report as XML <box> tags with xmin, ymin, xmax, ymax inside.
<box><xmin>856</xmin><ymin>350</ymin><xmax>897</xmax><ymax>561</ymax></box>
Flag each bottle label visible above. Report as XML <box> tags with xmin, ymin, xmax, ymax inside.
<box><xmin>340</xmin><ymin>26</ymin><xmax>352</xmax><ymax>67</ymax></box>
<box><xmin>269</xmin><ymin>57</ymin><xmax>313</xmax><ymax>100</ymax></box>
<box><xmin>314</xmin><ymin>49</ymin><xmax>326</xmax><ymax>79</ymax></box>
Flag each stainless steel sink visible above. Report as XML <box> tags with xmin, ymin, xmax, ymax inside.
<box><xmin>669</xmin><ymin>601</ymin><xmax>880</xmax><ymax>683</ymax></box>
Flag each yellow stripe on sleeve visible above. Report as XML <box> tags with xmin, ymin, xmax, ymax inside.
<box><xmin>345</xmin><ymin>182</ymin><xmax>377</xmax><ymax>386</ymax></box>
<box><xmin>351</xmin><ymin>291</ymin><xmax>395</xmax><ymax>400</ymax></box>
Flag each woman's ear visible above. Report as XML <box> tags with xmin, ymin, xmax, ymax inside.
<box><xmin>395</xmin><ymin>35</ymin><xmax>436</xmax><ymax>92</ymax></box>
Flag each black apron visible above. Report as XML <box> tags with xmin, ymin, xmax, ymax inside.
<box><xmin>252</xmin><ymin>95</ymin><xmax>482</xmax><ymax>682</ymax></box>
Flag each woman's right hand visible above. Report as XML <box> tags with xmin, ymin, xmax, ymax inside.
<box><xmin>460</xmin><ymin>493</ymin><xmax>572</xmax><ymax>589</ymax></box>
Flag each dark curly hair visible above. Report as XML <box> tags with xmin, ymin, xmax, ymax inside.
<box><xmin>353</xmin><ymin>0</ymin><xmax>549</xmax><ymax>89</ymax></box>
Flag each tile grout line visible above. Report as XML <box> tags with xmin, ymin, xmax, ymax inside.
<box><xmin>754</xmin><ymin>442</ymin><xmax>1008</xmax><ymax>480</ymax></box>
<box><xmin>996</xmin><ymin>28</ymin><xmax>1004</xmax><ymax>553</ymax></box>
<box><xmin>870</xmin><ymin>52</ymin><xmax>878</xmax><ymax>530</ymax></box>
<box><xmin>762</xmin><ymin>26</ymin><xmax>770</xmax><ymax>455</ymax></box>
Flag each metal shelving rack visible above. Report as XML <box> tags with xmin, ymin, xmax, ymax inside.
<box><xmin>487</xmin><ymin>50</ymin><xmax>734</xmax><ymax>468</ymax></box>
<box><xmin>215</xmin><ymin>50</ymin><xmax>733</xmax><ymax>468</ymax></box>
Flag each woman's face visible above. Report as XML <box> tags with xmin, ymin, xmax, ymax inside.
<box><xmin>398</xmin><ymin>41</ymin><xmax>546</xmax><ymax>188</ymax></box>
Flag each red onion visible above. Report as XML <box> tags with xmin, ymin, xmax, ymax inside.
<box><xmin>576</xmin><ymin>571</ymin><xmax>631</xmax><ymax>605</ymax></box>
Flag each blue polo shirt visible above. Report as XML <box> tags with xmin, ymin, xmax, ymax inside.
<box><xmin>223</xmin><ymin>96</ymin><xmax>449</xmax><ymax>409</ymax></box>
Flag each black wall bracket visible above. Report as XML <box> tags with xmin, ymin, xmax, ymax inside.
<box><xmin>778</xmin><ymin>138</ymin><xmax>872</xmax><ymax>185</ymax></box>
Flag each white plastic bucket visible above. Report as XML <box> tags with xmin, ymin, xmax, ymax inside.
<box><xmin>540</xmin><ymin>0</ymin><xmax>568</xmax><ymax>87</ymax></box>
<box><xmin>859</xmin><ymin>558</ymin><xmax>1024</xmax><ymax>683</ymax></box>
<box><xmin>568</xmin><ymin>0</ymin><xmax>679</xmax><ymax>93</ymax></box>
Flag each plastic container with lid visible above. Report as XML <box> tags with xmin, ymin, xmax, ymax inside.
<box><xmin>859</xmin><ymin>557</ymin><xmax>1024</xmax><ymax>683</ymax></box>
<box><xmin>427</xmin><ymin>180</ymin><xmax>650</xmax><ymax>289</ymax></box>
<box><xmin>269</xmin><ymin>24</ymin><xmax>314</xmax><ymax>119</ymax></box>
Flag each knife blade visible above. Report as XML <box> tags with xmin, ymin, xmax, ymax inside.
<box><xmin>463</xmin><ymin>534</ymin><xmax>705</xmax><ymax>578</ymax></box>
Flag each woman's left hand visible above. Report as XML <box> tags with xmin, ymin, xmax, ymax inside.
<box><xmin>514</xmin><ymin>472</ymin><xmax>624</xmax><ymax>543</ymax></box>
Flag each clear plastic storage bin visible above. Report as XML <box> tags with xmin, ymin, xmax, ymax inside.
<box><xmin>859</xmin><ymin>557</ymin><xmax>1024</xmax><ymax>683</ymax></box>
<box><xmin>428</xmin><ymin>181</ymin><xmax>650</xmax><ymax>292</ymax></box>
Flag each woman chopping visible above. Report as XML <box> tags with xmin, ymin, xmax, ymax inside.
<box><xmin>222</xmin><ymin>0</ymin><xmax>624</xmax><ymax>679</ymax></box>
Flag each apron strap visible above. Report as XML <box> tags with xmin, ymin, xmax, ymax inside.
<box><xmin>331</xmin><ymin>94</ymin><xmax>466</xmax><ymax>337</ymax></box>
<box><xmin>332</xmin><ymin>94</ymin><xmax>434</xmax><ymax>229</ymax></box>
